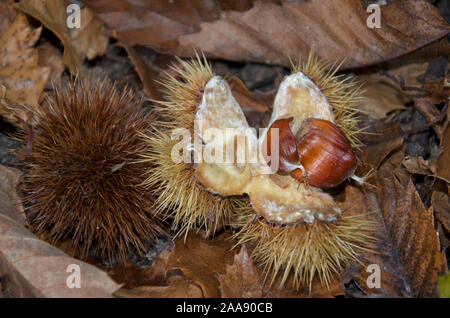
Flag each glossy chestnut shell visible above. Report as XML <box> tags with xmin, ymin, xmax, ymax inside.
<box><xmin>264</xmin><ymin>117</ymin><xmax>357</xmax><ymax>188</ymax></box>
<box><xmin>262</xmin><ymin>117</ymin><xmax>299</xmax><ymax>174</ymax></box>
<box><xmin>292</xmin><ymin>118</ymin><xmax>356</xmax><ymax>187</ymax></box>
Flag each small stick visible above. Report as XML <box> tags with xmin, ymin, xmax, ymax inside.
<box><xmin>382</xmin><ymin>71</ymin><xmax>448</xmax><ymax>98</ymax></box>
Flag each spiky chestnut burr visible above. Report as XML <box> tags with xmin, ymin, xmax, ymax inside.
<box><xmin>19</xmin><ymin>78</ymin><xmax>163</xmax><ymax>264</ymax></box>
<box><xmin>235</xmin><ymin>213</ymin><xmax>373</xmax><ymax>289</ymax></box>
<box><xmin>143</xmin><ymin>52</ymin><xmax>373</xmax><ymax>289</ymax></box>
<box><xmin>235</xmin><ymin>52</ymin><xmax>373</xmax><ymax>290</ymax></box>
<box><xmin>139</xmin><ymin>56</ymin><xmax>248</xmax><ymax>236</ymax></box>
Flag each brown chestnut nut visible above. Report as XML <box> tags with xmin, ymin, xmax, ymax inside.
<box><xmin>264</xmin><ymin>117</ymin><xmax>357</xmax><ymax>188</ymax></box>
<box><xmin>262</xmin><ymin>117</ymin><xmax>300</xmax><ymax>175</ymax></box>
<box><xmin>291</xmin><ymin>118</ymin><xmax>357</xmax><ymax>188</ymax></box>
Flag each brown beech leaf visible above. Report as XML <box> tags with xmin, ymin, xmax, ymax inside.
<box><xmin>227</xmin><ymin>77</ymin><xmax>272</xmax><ymax>113</ymax></box>
<box><xmin>0</xmin><ymin>3</ymin><xmax>50</xmax><ymax>126</ymax></box>
<box><xmin>343</xmin><ymin>156</ymin><xmax>447</xmax><ymax>297</ymax></box>
<box><xmin>228</xmin><ymin>76</ymin><xmax>274</xmax><ymax>128</ymax></box>
<box><xmin>357</xmin><ymin>62</ymin><xmax>432</xmax><ymax>120</ymax></box>
<box><xmin>405</xmin><ymin>36</ymin><xmax>450</xmax><ymax>61</ymax></box>
<box><xmin>122</xmin><ymin>44</ymin><xmax>166</xmax><ymax>100</ymax></box>
<box><xmin>402</xmin><ymin>156</ymin><xmax>433</xmax><ymax>176</ymax></box>
<box><xmin>16</xmin><ymin>0</ymin><xmax>108</xmax><ymax>74</ymax></box>
<box><xmin>386</xmin><ymin>62</ymin><xmax>430</xmax><ymax>87</ymax></box>
<box><xmin>110</xmin><ymin>245</ymin><xmax>207</xmax><ymax>298</ymax></box>
<box><xmin>176</xmin><ymin>0</ymin><xmax>449</xmax><ymax>69</ymax></box>
<box><xmin>217</xmin><ymin>245</ymin><xmax>262</xmax><ymax>297</ymax></box>
<box><xmin>0</xmin><ymin>165</ymin><xmax>120</xmax><ymax>297</ymax></box>
<box><xmin>86</xmin><ymin>0</ymin><xmax>226</xmax><ymax>51</ymax></box>
<box><xmin>357</xmin><ymin>74</ymin><xmax>409</xmax><ymax>119</ymax></box>
<box><xmin>86</xmin><ymin>0</ymin><xmax>254</xmax><ymax>52</ymax></box>
<box><xmin>167</xmin><ymin>230</ymin><xmax>236</xmax><ymax>298</ymax></box>
<box><xmin>89</xmin><ymin>0</ymin><xmax>449</xmax><ymax>69</ymax></box>
<box><xmin>358</xmin><ymin>121</ymin><xmax>404</xmax><ymax>172</ymax></box>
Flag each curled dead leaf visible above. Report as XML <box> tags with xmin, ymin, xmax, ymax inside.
<box><xmin>357</xmin><ymin>73</ymin><xmax>409</xmax><ymax>119</ymax></box>
<box><xmin>0</xmin><ymin>5</ymin><xmax>50</xmax><ymax>127</ymax></box>
<box><xmin>227</xmin><ymin>76</ymin><xmax>272</xmax><ymax>113</ymax></box>
<box><xmin>402</xmin><ymin>156</ymin><xmax>433</xmax><ymax>176</ymax></box>
<box><xmin>217</xmin><ymin>245</ymin><xmax>262</xmax><ymax>298</ymax></box>
<box><xmin>123</xmin><ymin>44</ymin><xmax>166</xmax><ymax>100</ymax></box>
<box><xmin>16</xmin><ymin>0</ymin><xmax>108</xmax><ymax>74</ymax></box>
<box><xmin>167</xmin><ymin>231</ymin><xmax>235</xmax><ymax>298</ymax></box>
<box><xmin>358</xmin><ymin>121</ymin><xmax>404</xmax><ymax>171</ymax></box>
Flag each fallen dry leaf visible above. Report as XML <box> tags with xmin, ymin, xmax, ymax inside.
<box><xmin>227</xmin><ymin>76</ymin><xmax>272</xmax><ymax>113</ymax></box>
<box><xmin>217</xmin><ymin>245</ymin><xmax>262</xmax><ymax>297</ymax></box>
<box><xmin>380</xmin><ymin>61</ymin><xmax>448</xmax><ymax>138</ymax></box>
<box><xmin>0</xmin><ymin>164</ymin><xmax>120</xmax><ymax>297</ymax></box>
<box><xmin>16</xmin><ymin>0</ymin><xmax>108</xmax><ymax>74</ymax></box>
<box><xmin>343</xmin><ymin>153</ymin><xmax>447</xmax><ymax>297</ymax></box>
<box><xmin>0</xmin><ymin>2</ymin><xmax>50</xmax><ymax>126</ymax></box>
<box><xmin>357</xmin><ymin>61</ymin><xmax>435</xmax><ymax>120</ymax></box>
<box><xmin>86</xmin><ymin>0</ymin><xmax>225</xmax><ymax>52</ymax></box>
<box><xmin>89</xmin><ymin>1</ymin><xmax>450</xmax><ymax>69</ymax></box>
<box><xmin>86</xmin><ymin>0</ymin><xmax>255</xmax><ymax>53</ymax></box>
<box><xmin>402</xmin><ymin>156</ymin><xmax>433</xmax><ymax>176</ymax></box>
<box><xmin>385</xmin><ymin>62</ymin><xmax>430</xmax><ymax>87</ymax></box>
<box><xmin>113</xmin><ymin>231</ymin><xmax>345</xmax><ymax>298</ymax></box>
<box><xmin>123</xmin><ymin>44</ymin><xmax>166</xmax><ymax>100</ymax></box>
<box><xmin>358</xmin><ymin>121</ymin><xmax>404</xmax><ymax>171</ymax></box>
<box><xmin>357</xmin><ymin>73</ymin><xmax>409</xmax><ymax>119</ymax></box>
<box><xmin>176</xmin><ymin>0</ymin><xmax>449</xmax><ymax>69</ymax></box>
<box><xmin>167</xmin><ymin>231</ymin><xmax>236</xmax><ymax>298</ymax></box>
<box><xmin>109</xmin><ymin>244</ymin><xmax>210</xmax><ymax>298</ymax></box>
